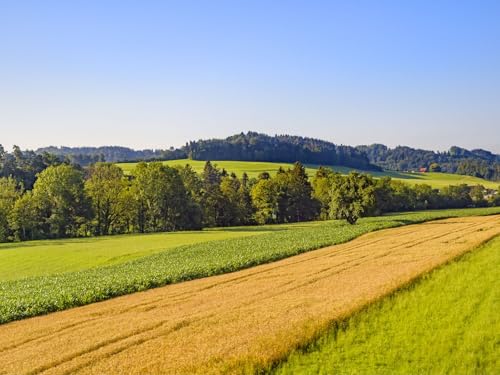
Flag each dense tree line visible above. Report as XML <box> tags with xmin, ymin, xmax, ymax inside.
<box><xmin>357</xmin><ymin>144</ymin><xmax>500</xmax><ymax>181</ymax></box>
<box><xmin>37</xmin><ymin>132</ymin><xmax>380</xmax><ymax>170</ymax></box>
<box><xmin>0</xmin><ymin>158</ymin><xmax>498</xmax><ymax>243</ymax></box>
<box><xmin>0</xmin><ymin>145</ymin><xmax>65</xmax><ymax>189</ymax></box>
<box><xmin>455</xmin><ymin>159</ymin><xmax>500</xmax><ymax>181</ymax></box>
<box><xmin>312</xmin><ymin>169</ymin><xmax>499</xmax><ymax>224</ymax></box>
<box><xmin>36</xmin><ymin>146</ymin><xmax>186</xmax><ymax>166</ymax></box>
<box><xmin>35</xmin><ymin>133</ymin><xmax>500</xmax><ymax>181</ymax></box>
<box><xmin>184</xmin><ymin>132</ymin><xmax>378</xmax><ymax>170</ymax></box>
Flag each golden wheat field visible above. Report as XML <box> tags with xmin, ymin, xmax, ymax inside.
<box><xmin>0</xmin><ymin>215</ymin><xmax>499</xmax><ymax>375</ymax></box>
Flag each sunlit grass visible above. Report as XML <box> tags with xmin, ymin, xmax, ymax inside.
<box><xmin>0</xmin><ymin>207</ymin><xmax>498</xmax><ymax>325</ymax></box>
<box><xmin>1</xmin><ymin>215</ymin><xmax>497</xmax><ymax>374</ymax></box>
<box><xmin>0</xmin><ymin>228</ymin><xmax>271</xmax><ymax>281</ymax></box>
<box><xmin>116</xmin><ymin>159</ymin><xmax>499</xmax><ymax>189</ymax></box>
<box><xmin>116</xmin><ymin>159</ymin><xmax>321</xmax><ymax>178</ymax></box>
<box><xmin>273</xmin><ymin>236</ymin><xmax>500</xmax><ymax>375</ymax></box>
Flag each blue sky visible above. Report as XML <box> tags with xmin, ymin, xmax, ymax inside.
<box><xmin>1</xmin><ymin>0</ymin><xmax>499</xmax><ymax>152</ymax></box>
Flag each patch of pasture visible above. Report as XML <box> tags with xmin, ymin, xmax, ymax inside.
<box><xmin>116</xmin><ymin>159</ymin><xmax>499</xmax><ymax>189</ymax></box>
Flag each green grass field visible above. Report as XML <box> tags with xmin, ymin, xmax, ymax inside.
<box><xmin>0</xmin><ymin>228</ymin><xmax>274</xmax><ymax>281</ymax></box>
<box><xmin>116</xmin><ymin>159</ymin><xmax>499</xmax><ymax>189</ymax></box>
<box><xmin>116</xmin><ymin>159</ymin><xmax>321</xmax><ymax>178</ymax></box>
<box><xmin>1</xmin><ymin>207</ymin><xmax>499</xmax><ymax>325</ymax></box>
<box><xmin>273</xmin><ymin>235</ymin><xmax>500</xmax><ymax>375</ymax></box>
<box><xmin>0</xmin><ymin>221</ymin><xmax>327</xmax><ymax>282</ymax></box>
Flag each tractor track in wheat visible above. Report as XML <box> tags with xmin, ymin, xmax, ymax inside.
<box><xmin>0</xmin><ymin>215</ymin><xmax>499</xmax><ymax>375</ymax></box>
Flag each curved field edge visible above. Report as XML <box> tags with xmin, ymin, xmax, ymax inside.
<box><xmin>269</xmin><ymin>235</ymin><xmax>500</xmax><ymax>375</ymax></box>
<box><xmin>115</xmin><ymin>159</ymin><xmax>499</xmax><ymax>189</ymax></box>
<box><xmin>0</xmin><ymin>207</ymin><xmax>499</xmax><ymax>325</ymax></box>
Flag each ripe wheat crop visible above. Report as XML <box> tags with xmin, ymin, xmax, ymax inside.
<box><xmin>0</xmin><ymin>215</ymin><xmax>498</xmax><ymax>374</ymax></box>
<box><xmin>274</xmin><ymin>235</ymin><xmax>500</xmax><ymax>375</ymax></box>
<box><xmin>0</xmin><ymin>207</ymin><xmax>499</xmax><ymax>325</ymax></box>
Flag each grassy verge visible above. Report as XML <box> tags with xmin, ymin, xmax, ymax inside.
<box><xmin>0</xmin><ymin>207</ymin><xmax>499</xmax><ymax>325</ymax></box>
<box><xmin>272</xmin><ymin>235</ymin><xmax>500</xmax><ymax>375</ymax></box>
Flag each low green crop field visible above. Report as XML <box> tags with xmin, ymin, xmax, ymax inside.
<box><xmin>1</xmin><ymin>207</ymin><xmax>499</xmax><ymax>325</ymax></box>
<box><xmin>0</xmin><ymin>228</ymin><xmax>275</xmax><ymax>281</ymax></box>
<box><xmin>0</xmin><ymin>221</ymin><xmax>325</xmax><ymax>282</ymax></box>
<box><xmin>273</xmin><ymin>236</ymin><xmax>500</xmax><ymax>375</ymax></box>
<box><xmin>116</xmin><ymin>159</ymin><xmax>499</xmax><ymax>189</ymax></box>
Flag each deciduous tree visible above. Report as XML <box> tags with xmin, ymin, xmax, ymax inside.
<box><xmin>85</xmin><ymin>163</ymin><xmax>127</xmax><ymax>235</ymax></box>
<box><xmin>0</xmin><ymin>177</ymin><xmax>21</xmax><ymax>241</ymax></box>
<box><xmin>329</xmin><ymin>172</ymin><xmax>375</xmax><ymax>224</ymax></box>
<box><xmin>32</xmin><ymin>165</ymin><xmax>89</xmax><ymax>238</ymax></box>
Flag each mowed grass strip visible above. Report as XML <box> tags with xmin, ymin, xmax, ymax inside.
<box><xmin>0</xmin><ymin>215</ymin><xmax>498</xmax><ymax>375</ymax></box>
<box><xmin>0</xmin><ymin>208</ymin><xmax>499</xmax><ymax>325</ymax></box>
<box><xmin>273</xmin><ymin>236</ymin><xmax>500</xmax><ymax>375</ymax></box>
<box><xmin>116</xmin><ymin>159</ymin><xmax>500</xmax><ymax>189</ymax></box>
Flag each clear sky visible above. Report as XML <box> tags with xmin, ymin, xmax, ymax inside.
<box><xmin>1</xmin><ymin>0</ymin><xmax>499</xmax><ymax>152</ymax></box>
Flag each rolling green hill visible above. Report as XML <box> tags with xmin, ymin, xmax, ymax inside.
<box><xmin>116</xmin><ymin>159</ymin><xmax>499</xmax><ymax>189</ymax></box>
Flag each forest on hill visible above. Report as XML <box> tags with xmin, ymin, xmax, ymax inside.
<box><xmin>183</xmin><ymin>132</ymin><xmax>377</xmax><ymax>170</ymax></box>
<box><xmin>26</xmin><ymin>131</ymin><xmax>500</xmax><ymax>182</ymax></box>
<box><xmin>36</xmin><ymin>132</ymin><xmax>377</xmax><ymax>171</ymax></box>
<box><xmin>357</xmin><ymin>144</ymin><xmax>500</xmax><ymax>180</ymax></box>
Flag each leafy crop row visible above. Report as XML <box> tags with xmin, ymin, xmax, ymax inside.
<box><xmin>1</xmin><ymin>207</ymin><xmax>499</xmax><ymax>325</ymax></box>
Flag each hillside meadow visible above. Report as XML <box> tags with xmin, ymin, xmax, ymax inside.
<box><xmin>0</xmin><ymin>207</ymin><xmax>499</xmax><ymax>325</ymax></box>
<box><xmin>273</xmin><ymin>235</ymin><xmax>500</xmax><ymax>375</ymax></box>
<box><xmin>0</xmin><ymin>215</ymin><xmax>498</xmax><ymax>374</ymax></box>
<box><xmin>116</xmin><ymin>159</ymin><xmax>499</xmax><ymax>189</ymax></box>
